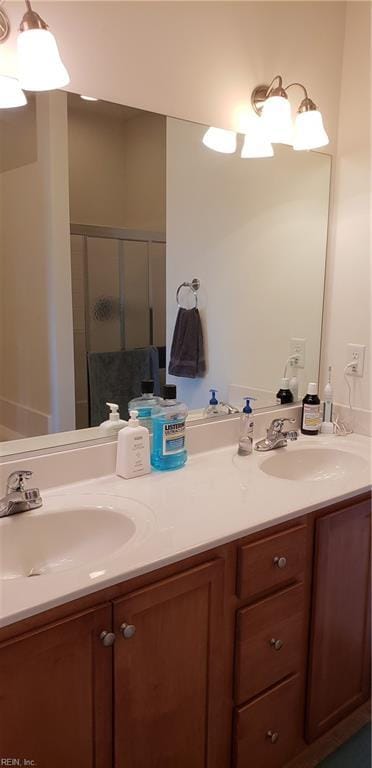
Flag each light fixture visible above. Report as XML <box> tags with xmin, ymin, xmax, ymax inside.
<box><xmin>252</xmin><ymin>77</ymin><xmax>293</xmax><ymax>145</ymax></box>
<box><xmin>252</xmin><ymin>75</ymin><xmax>329</xmax><ymax>151</ymax></box>
<box><xmin>241</xmin><ymin>115</ymin><xmax>274</xmax><ymax>158</ymax></box>
<box><xmin>293</xmin><ymin>96</ymin><xmax>329</xmax><ymax>151</ymax></box>
<box><xmin>202</xmin><ymin>127</ymin><xmax>237</xmax><ymax>154</ymax></box>
<box><xmin>0</xmin><ymin>74</ymin><xmax>27</xmax><ymax>108</ymax></box>
<box><xmin>0</xmin><ymin>5</ymin><xmax>10</xmax><ymax>43</ymax></box>
<box><xmin>80</xmin><ymin>95</ymin><xmax>99</xmax><ymax>102</ymax></box>
<box><xmin>17</xmin><ymin>0</ymin><xmax>70</xmax><ymax>92</ymax></box>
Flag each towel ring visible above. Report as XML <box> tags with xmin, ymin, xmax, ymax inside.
<box><xmin>176</xmin><ymin>278</ymin><xmax>200</xmax><ymax>309</ymax></box>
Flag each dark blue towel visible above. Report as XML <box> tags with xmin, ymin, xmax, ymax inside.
<box><xmin>88</xmin><ymin>346</ymin><xmax>160</xmax><ymax>425</ymax></box>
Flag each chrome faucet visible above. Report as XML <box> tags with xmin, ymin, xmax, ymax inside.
<box><xmin>0</xmin><ymin>470</ymin><xmax>42</xmax><ymax>518</ymax></box>
<box><xmin>220</xmin><ymin>402</ymin><xmax>240</xmax><ymax>415</ymax></box>
<box><xmin>254</xmin><ymin>418</ymin><xmax>298</xmax><ymax>452</ymax></box>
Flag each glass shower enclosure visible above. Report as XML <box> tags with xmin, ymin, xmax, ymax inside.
<box><xmin>70</xmin><ymin>224</ymin><xmax>166</xmax><ymax>428</ymax></box>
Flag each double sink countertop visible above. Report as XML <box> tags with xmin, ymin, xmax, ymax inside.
<box><xmin>0</xmin><ymin>432</ymin><xmax>370</xmax><ymax>628</ymax></box>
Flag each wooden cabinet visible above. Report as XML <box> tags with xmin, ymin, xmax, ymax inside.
<box><xmin>306</xmin><ymin>498</ymin><xmax>371</xmax><ymax>741</ymax></box>
<box><xmin>234</xmin><ymin>674</ymin><xmax>303</xmax><ymax>768</ymax></box>
<box><xmin>113</xmin><ymin>559</ymin><xmax>225</xmax><ymax>768</ymax></box>
<box><xmin>237</xmin><ymin>523</ymin><xmax>307</xmax><ymax>601</ymax></box>
<box><xmin>235</xmin><ymin>582</ymin><xmax>305</xmax><ymax>703</ymax></box>
<box><xmin>0</xmin><ymin>604</ymin><xmax>113</xmax><ymax>768</ymax></box>
<box><xmin>0</xmin><ymin>492</ymin><xmax>370</xmax><ymax>768</ymax></box>
<box><xmin>233</xmin><ymin>520</ymin><xmax>310</xmax><ymax>768</ymax></box>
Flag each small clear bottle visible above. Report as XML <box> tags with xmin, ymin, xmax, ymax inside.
<box><xmin>204</xmin><ymin>389</ymin><xmax>221</xmax><ymax>417</ymax></box>
<box><xmin>238</xmin><ymin>397</ymin><xmax>256</xmax><ymax>455</ymax></box>
<box><xmin>128</xmin><ymin>380</ymin><xmax>161</xmax><ymax>436</ymax></box>
<box><xmin>151</xmin><ymin>385</ymin><xmax>188</xmax><ymax>471</ymax></box>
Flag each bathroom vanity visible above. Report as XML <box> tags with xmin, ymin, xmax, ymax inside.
<box><xmin>0</xmin><ymin>435</ymin><xmax>370</xmax><ymax>768</ymax></box>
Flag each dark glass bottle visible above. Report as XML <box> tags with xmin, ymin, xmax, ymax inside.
<box><xmin>276</xmin><ymin>377</ymin><xmax>293</xmax><ymax>405</ymax></box>
<box><xmin>301</xmin><ymin>383</ymin><xmax>321</xmax><ymax>435</ymax></box>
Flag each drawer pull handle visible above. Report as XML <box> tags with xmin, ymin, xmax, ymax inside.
<box><xmin>270</xmin><ymin>638</ymin><xmax>283</xmax><ymax>651</ymax></box>
<box><xmin>266</xmin><ymin>730</ymin><xmax>279</xmax><ymax>744</ymax></box>
<box><xmin>273</xmin><ymin>555</ymin><xmax>287</xmax><ymax>569</ymax></box>
<box><xmin>100</xmin><ymin>631</ymin><xmax>116</xmax><ymax>647</ymax></box>
<box><xmin>121</xmin><ymin>622</ymin><xmax>136</xmax><ymax>639</ymax></box>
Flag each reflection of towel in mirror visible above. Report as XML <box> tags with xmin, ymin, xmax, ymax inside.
<box><xmin>168</xmin><ymin>308</ymin><xmax>206</xmax><ymax>378</ymax></box>
<box><xmin>88</xmin><ymin>346</ymin><xmax>160</xmax><ymax>425</ymax></box>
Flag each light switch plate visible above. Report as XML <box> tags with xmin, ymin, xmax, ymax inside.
<box><xmin>289</xmin><ymin>338</ymin><xmax>306</xmax><ymax>368</ymax></box>
<box><xmin>346</xmin><ymin>344</ymin><xmax>366</xmax><ymax>376</ymax></box>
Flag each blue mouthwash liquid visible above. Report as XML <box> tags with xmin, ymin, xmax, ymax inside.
<box><xmin>128</xmin><ymin>380</ymin><xmax>160</xmax><ymax>435</ymax></box>
<box><xmin>151</xmin><ymin>385</ymin><xmax>188</xmax><ymax>471</ymax></box>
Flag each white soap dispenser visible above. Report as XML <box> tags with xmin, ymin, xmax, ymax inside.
<box><xmin>100</xmin><ymin>402</ymin><xmax>128</xmax><ymax>434</ymax></box>
<box><xmin>116</xmin><ymin>410</ymin><xmax>151</xmax><ymax>479</ymax></box>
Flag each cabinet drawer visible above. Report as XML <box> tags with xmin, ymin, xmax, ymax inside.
<box><xmin>235</xmin><ymin>582</ymin><xmax>305</xmax><ymax>703</ymax></box>
<box><xmin>237</xmin><ymin>524</ymin><xmax>307</xmax><ymax>600</ymax></box>
<box><xmin>234</xmin><ymin>674</ymin><xmax>303</xmax><ymax>768</ymax></box>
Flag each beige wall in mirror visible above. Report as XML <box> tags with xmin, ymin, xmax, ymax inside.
<box><xmin>0</xmin><ymin>90</ymin><xmax>331</xmax><ymax>457</ymax></box>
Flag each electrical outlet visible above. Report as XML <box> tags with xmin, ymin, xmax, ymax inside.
<box><xmin>289</xmin><ymin>338</ymin><xmax>306</xmax><ymax>368</ymax></box>
<box><xmin>346</xmin><ymin>344</ymin><xmax>366</xmax><ymax>376</ymax></box>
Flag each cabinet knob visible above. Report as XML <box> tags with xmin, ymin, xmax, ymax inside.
<box><xmin>100</xmin><ymin>630</ymin><xmax>116</xmax><ymax>647</ymax></box>
<box><xmin>120</xmin><ymin>622</ymin><xmax>136</xmax><ymax>639</ymax></box>
<box><xmin>266</xmin><ymin>730</ymin><xmax>279</xmax><ymax>744</ymax></box>
<box><xmin>270</xmin><ymin>638</ymin><xmax>283</xmax><ymax>651</ymax></box>
<box><xmin>273</xmin><ymin>555</ymin><xmax>287</xmax><ymax>569</ymax></box>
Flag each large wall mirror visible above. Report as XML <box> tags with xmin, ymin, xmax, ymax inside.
<box><xmin>0</xmin><ymin>90</ymin><xmax>331</xmax><ymax>456</ymax></box>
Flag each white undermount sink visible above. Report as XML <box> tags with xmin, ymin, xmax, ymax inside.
<box><xmin>260</xmin><ymin>447</ymin><xmax>369</xmax><ymax>482</ymax></box>
<box><xmin>0</xmin><ymin>494</ymin><xmax>153</xmax><ymax>581</ymax></box>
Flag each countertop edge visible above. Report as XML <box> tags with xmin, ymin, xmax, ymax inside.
<box><xmin>1</xmin><ymin>482</ymin><xmax>370</xmax><ymax>631</ymax></box>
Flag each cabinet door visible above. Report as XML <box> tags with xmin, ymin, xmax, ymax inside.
<box><xmin>0</xmin><ymin>604</ymin><xmax>113</xmax><ymax>768</ymax></box>
<box><xmin>113</xmin><ymin>559</ymin><xmax>225</xmax><ymax>768</ymax></box>
<box><xmin>306</xmin><ymin>499</ymin><xmax>371</xmax><ymax>741</ymax></box>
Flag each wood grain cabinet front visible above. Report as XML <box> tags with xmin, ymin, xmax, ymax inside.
<box><xmin>113</xmin><ymin>559</ymin><xmax>225</xmax><ymax>768</ymax></box>
<box><xmin>306</xmin><ymin>498</ymin><xmax>371</xmax><ymax>741</ymax></box>
<box><xmin>235</xmin><ymin>582</ymin><xmax>305</xmax><ymax>703</ymax></box>
<box><xmin>237</xmin><ymin>523</ymin><xmax>307</xmax><ymax>601</ymax></box>
<box><xmin>0</xmin><ymin>604</ymin><xmax>113</xmax><ymax>768</ymax></box>
<box><xmin>233</xmin><ymin>674</ymin><xmax>303</xmax><ymax>768</ymax></box>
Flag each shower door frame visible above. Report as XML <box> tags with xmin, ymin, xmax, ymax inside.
<box><xmin>70</xmin><ymin>223</ymin><xmax>166</xmax><ymax>352</ymax></box>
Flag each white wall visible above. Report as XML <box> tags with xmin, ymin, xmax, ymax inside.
<box><xmin>2</xmin><ymin>1</ymin><xmax>370</xmax><ymax>421</ymax></box>
<box><xmin>3</xmin><ymin>2</ymin><xmax>345</xmax><ymax>152</ymax></box>
<box><xmin>68</xmin><ymin>103</ymin><xmax>166</xmax><ymax>230</ymax></box>
<box><xmin>167</xmin><ymin>120</ymin><xmax>331</xmax><ymax>409</ymax></box>
<box><xmin>320</xmin><ymin>1</ymin><xmax>371</xmax><ymax>415</ymax></box>
<box><xmin>0</xmin><ymin>92</ymin><xmax>74</xmax><ymax>436</ymax></box>
<box><xmin>0</xmin><ymin>99</ymin><xmax>51</xmax><ymax>435</ymax></box>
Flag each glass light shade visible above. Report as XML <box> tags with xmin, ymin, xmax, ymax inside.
<box><xmin>202</xmin><ymin>127</ymin><xmax>237</xmax><ymax>154</ymax></box>
<box><xmin>17</xmin><ymin>29</ymin><xmax>70</xmax><ymax>91</ymax></box>
<box><xmin>241</xmin><ymin>116</ymin><xmax>273</xmax><ymax>158</ymax></box>
<box><xmin>0</xmin><ymin>75</ymin><xmax>27</xmax><ymax>108</ymax></box>
<box><xmin>293</xmin><ymin>109</ymin><xmax>329</xmax><ymax>150</ymax></box>
<box><xmin>261</xmin><ymin>95</ymin><xmax>294</xmax><ymax>145</ymax></box>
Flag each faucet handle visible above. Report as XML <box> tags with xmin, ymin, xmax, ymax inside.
<box><xmin>268</xmin><ymin>417</ymin><xmax>296</xmax><ymax>436</ymax></box>
<box><xmin>7</xmin><ymin>470</ymin><xmax>33</xmax><ymax>493</ymax></box>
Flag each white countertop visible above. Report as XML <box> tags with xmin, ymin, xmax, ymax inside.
<box><xmin>1</xmin><ymin>432</ymin><xmax>370</xmax><ymax>628</ymax></box>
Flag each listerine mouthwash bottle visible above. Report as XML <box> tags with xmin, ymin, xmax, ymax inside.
<box><xmin>151</xmin><ymin>385</ymin><xmax>188</xmax><ymax>471</ymax></box>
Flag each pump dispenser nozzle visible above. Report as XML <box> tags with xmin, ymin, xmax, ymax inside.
<box><xmin>209</xmin><ymin>389</ymin><xmax>218</xmax><ymax>405</ymax></box>
<box><xmin>242</xmin><ymin>396</ymin><xmax>256</xmax><ymax>414</ymax></box>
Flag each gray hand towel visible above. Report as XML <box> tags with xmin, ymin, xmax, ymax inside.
<box><xmin>168</xmin><ymin>308</ymin><xmax>206</xmax><ymax>378</ymax></box>
<box><xmin>88</xmin><ymin>346</ymin><xmax>160</xmax><ymax>425</ymax></box>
